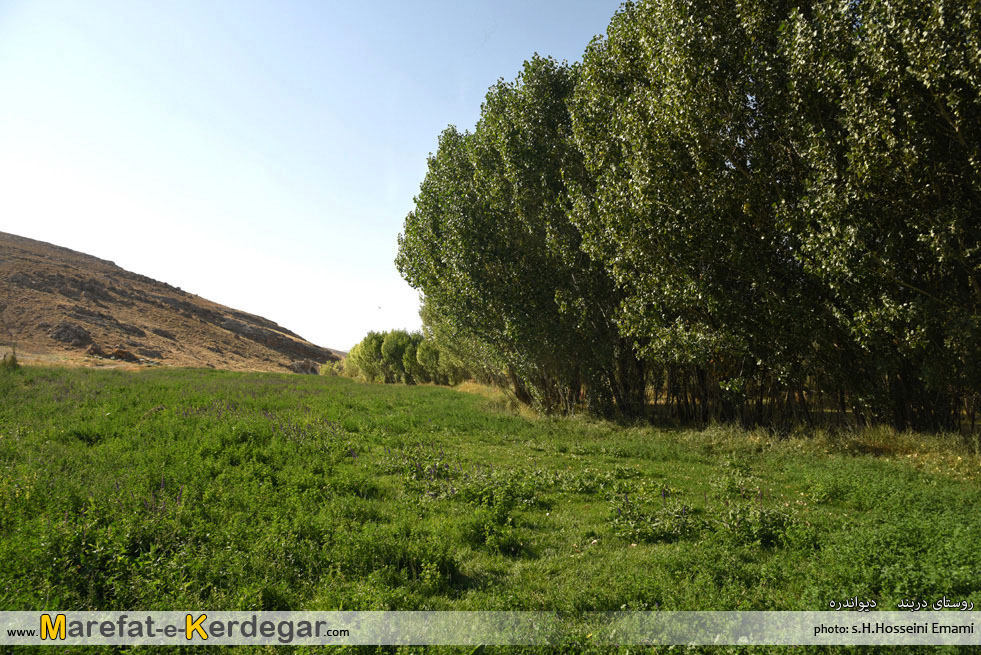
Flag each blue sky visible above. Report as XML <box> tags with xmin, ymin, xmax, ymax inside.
<box><xmin>0</xmin><ymin>0</ymin><xmax>623</xmax><ymax>350</ymax></box>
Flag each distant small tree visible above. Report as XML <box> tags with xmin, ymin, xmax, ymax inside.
<box><xmin>380</xmin><ymin>330</ymin><xmax>412</xmax><ymax>383</ymax></box>
<box><xmin>415</xmin><ymin>339</ymin><xmax>441</xmax><ymax>383</ymax></box>
<box><xmin>346</xmin><ymin>325</ymin><xmax>473</xmax><ymax>388</ymax></box>
<box><xmin>342</xmin><ymin>345</ymin><xmax>362</xmax><ymax>379</ymax></box>
<box><xmin>402</xmin><ymin>332</ymin><xmax>426</xmax><ymax>383</ymax></box>
<box><xmin>349</xmin><ymin>332</ymin><xmax>386</xmax><ymax>382</ymax></box>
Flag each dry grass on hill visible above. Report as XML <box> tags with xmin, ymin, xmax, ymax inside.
<box><xmin>0</xmin><ymin>231</ymin><xmax>341</xmax><ymax>373</ymax></box>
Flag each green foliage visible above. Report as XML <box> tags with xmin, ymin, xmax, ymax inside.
<box><xmin>571</xmin><ymin>0</ymin><xmax>827</xmax><ymax>423</ymax></box>
<box><xmin>417</xmin><ymin>295</ymin><xmax>503</xmax><ymax>388</ymax></box>
<box><xmin>398</xmin><ymin>56</ymin><xmax>645</xmax><ymax>416</ymax></box>
<box><xmin>459</xmin><ymin>506</ymin><xmax>526</xmax><ymax>556</ymax></box>
<box><xmin>394</xmin><ymin>0</ymin><xmax>981</xmax><ymax>432</ymax></box>
<box><xmin>402</xmin><ymin>335</ymin><xmax>424</xmax><ymax>383</ymax></box>
<box><xmin>346</xmin><ymin>329</ymin><xmax>469</xmax><ymax>386</ymax></box>
<box><xmin>348</xmin><ymin>331</ymin><xmax>386</xmax><ymax>382</ymax></box>
<box><xmin>716</xmin><ymin>503</ymin><xmax>797</xmax><ymax>550</ymax></box>
<box><xmin>777</xmin><ymin>0</ymin><xmax>981</xmax><ymax>429</ymax></box>
<box><xmin>380</xmin><ymin>330</ymin><xmax>412</xmax><ymax>383</ymax></box>
<box><xmin>611</xmin><ymin>498</ymin><xmax>704</xmax><ymax>544</ymax></box>
<box><xmin>321</xmin><ymin>360</ymin><xmax>346</xmax><ymax>377</ymax></box>
<box><xmin>415</xmin><ymin>338</ymin><xmax>440</xmax><ymax>383</ymax></box>
<box><xmin>2</xmin><ymin>367</ymin><xmax>980</xmax><ymax>632</ymax></box>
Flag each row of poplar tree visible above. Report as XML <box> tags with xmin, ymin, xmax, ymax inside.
<box><xmin>394</xmin><ymin>0</ymin><xmax>980</xmax><ymax>431</ymax></box>
<box><xmin>345</xmin><ymin>329</ymin><xmax>472</xmax><ymax>386</ymax></box>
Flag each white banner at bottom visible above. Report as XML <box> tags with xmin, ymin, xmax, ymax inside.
<box><xmin>1</xmin><ymin>611</ymin><xmax>978</xmax><ymax>646</ymax></box>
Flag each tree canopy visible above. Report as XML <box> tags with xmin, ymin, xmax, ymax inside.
<box><xmin>396</xmin><ymin>0</ymin><xmax>981</xmax><ymax>431</ymax></box>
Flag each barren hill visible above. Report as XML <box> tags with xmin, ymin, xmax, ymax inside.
<box><xmin>0</xmin><ymin>231</ymin><xmax>340</xmax><ymax>372</ymax></box>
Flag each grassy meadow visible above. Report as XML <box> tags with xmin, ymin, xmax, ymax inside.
<box><xmin>1</xmin><ymin>366</ymin><xmax>980</xmax><ymax>653</ymax></box>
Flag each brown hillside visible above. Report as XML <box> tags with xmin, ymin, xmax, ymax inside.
<box><xmin>0</xmin><ymin>231</ymin><xmax>340</xmax><ymax>372</ymax></box>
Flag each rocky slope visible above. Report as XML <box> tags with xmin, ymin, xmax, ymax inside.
<box><xmin>0</xmin><ymin>231</ymin><xmax>340</xmax><ymax>372</ymax></box>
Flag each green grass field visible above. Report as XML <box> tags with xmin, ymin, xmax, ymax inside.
<box><xmin>1</xmin><ymin>366</ymin><xmax>980</xmax><ymax>653</ymax></box>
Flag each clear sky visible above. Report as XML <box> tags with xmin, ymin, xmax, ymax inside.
<box><xmin>0</xmin><ymin>0</ymin><xmax>623</xmax><ymax>351</ymax></box>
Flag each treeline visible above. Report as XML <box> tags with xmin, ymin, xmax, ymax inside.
<box><xmin>342</xmin><ymin>329</ymin><xmax>472</xmax><ymax>386</ymax></box>
<box><xmin>395</xmin><ymin>0</ymin><xmax>980</xmax><ymax>431</ymax></box>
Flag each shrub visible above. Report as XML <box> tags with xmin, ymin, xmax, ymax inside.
<box><xmin>0</xmin><ymin>348</ymin><xmax>19</xmax><ymax>371</ymax></box>
<box><xmin>611</xmin><ymin>497</ymin><xmax>704</xmax><ymax>544</ymax></box>
<box><xmin>459</xmin><ymin>506</ymin><xmax>526</xmax><ymax>556</ymax></box>
<box><xmin>716</xmin><ymin>504</ymin><xmax>796</xmax><ymax>549</ymax></box>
